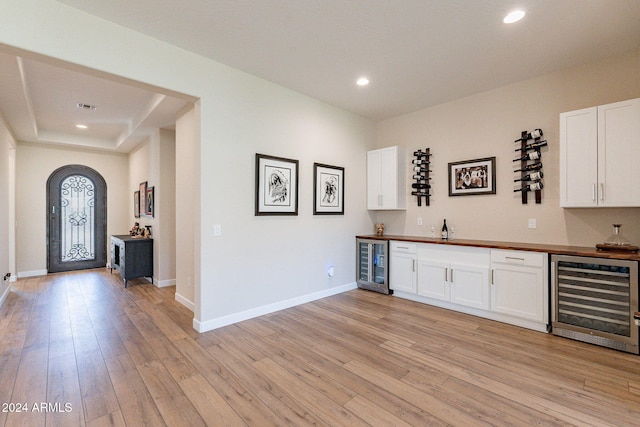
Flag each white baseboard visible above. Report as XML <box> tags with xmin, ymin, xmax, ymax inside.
<box><xmin>156</xmin><ymin>278</ymin><xmax>176</xmax><ymax>288</ymax></box>
<box><xmin>193</xmin><ymin>281</ymin><xmax>358</xmax><ymax>333</ymax></box>
<box><xmin>175</xmin><ymin>292</ymin><xmax>194</xmax><ymax>311</ymax></box>
<box><xmin>17</xmin><ymin>269</ymin><xmax>47</xmax><ymax>278</ymax></box>
<box><xmin>0</xmin><ymin>283</ymin><xmax>11</xmax><ymax>307</ymax></box>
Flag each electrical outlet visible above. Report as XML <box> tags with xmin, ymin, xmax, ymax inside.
<box><xmin>214</xmin><ymin>224</ymin><xmax>222</xmax><ymax>236</ymax></box>
<box><xmin>528</xmin><ymin>219</ymin><xmax>537</xmax><ymax>229</ymax></box>
<box><xmin>417</xmin><ymin>217</ymin><xmax>423</xmax><ymax>226</ymax></box>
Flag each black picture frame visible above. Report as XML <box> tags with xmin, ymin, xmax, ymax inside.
<box><xmin>146</xmin><ymin>186</ymin><xmax>154</xmax><ymax>217</ymax></box>
<box><xmin>255</xmin><ymin>153</ymin><xmax>299</xmax><ymax>215</ymax></box>
<box><xmin>134</xmin><ymin>190</ymin><xmax>140</xmax><ymax>218</ymax></box>
<box><xmin>139</xmin><ymin>181</ymin><xmax>147</xmax><ymax>215</ymax></box>
<box><xmin>313</xmin><ymin>163</ymin><xmax>344</xmax><ymax>215</ymax></box>
<box><xmin>448</xmin><ymin>156</ymin><xmax>496</xmax><ymax>196</ymax></box>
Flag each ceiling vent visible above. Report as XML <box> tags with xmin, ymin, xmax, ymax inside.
<box><xmin>76</xmin><ymin>102</ymin><xmax>97</xmax><ymax>111</ymax></box>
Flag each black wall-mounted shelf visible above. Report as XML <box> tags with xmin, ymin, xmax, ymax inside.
<box><xmin>412</xmin><ymin>148</ymin><xmax>431</xmax><ymax>206</ymax></box>
<box><xmin>513</xmin><ymin>130</ymin><xmax>547</xmax><ymax>204</ymax></box>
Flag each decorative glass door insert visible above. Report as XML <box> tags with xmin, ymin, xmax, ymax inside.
<box><xmin>60</xmin><ymin>174</ymin><xmax>95</xmax><ymax>262</ymax></box>
<box><xmin>47</xmin><ymin>165</ymin><xmax>107</xmax><ymax>273</ymax></box>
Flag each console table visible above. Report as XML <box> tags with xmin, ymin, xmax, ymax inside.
<box><xmin>110</xmin><ymin>235</ymin><xmax>153</xmax><ymax>287</ymax></box>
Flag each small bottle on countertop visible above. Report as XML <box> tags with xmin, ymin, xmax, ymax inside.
<box><xmin>441</xmin><ymin>219</ymin><xmax>448</xmax><ymax>240</ymax></box>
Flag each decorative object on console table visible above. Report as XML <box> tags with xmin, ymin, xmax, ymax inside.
<box><xmin>110</xmin><ymin>234</ymin><xmax>153</xmax><ymax>287</ymax></box>
<box><xmin>411</xmin><ymin>148</ymin><xmax>431</xmax><ymax>206</ymax></box>
<box><xmin>513</xmin><ymin>129</ymin><xmax>546</xmax><ymax>204</ymax></box>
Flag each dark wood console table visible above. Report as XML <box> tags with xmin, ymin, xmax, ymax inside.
<box><xmin>110</xmin><ymin>235</ymin><xmax>153</xmax><ymax>287</ymax></box>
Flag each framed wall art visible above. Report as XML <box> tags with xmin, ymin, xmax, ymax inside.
<box><xmin>139</xmin><ymin>181</ymin><xmax>147</xmax><ymax>215</ymax></box>
<box><xmin>146</xmin><ymin>186</ymin><xmax>154</xmax><ymax>217</ymax></box>
<box><xmin>134</xmin><ymin>190</ymin><xmax>140</xmax><ymax>218</ymax></box>
<box><xmin>313</xmin><ymin>163</ymin><xmax>344</xmax><ymax>215</ymax></box>
<box><xmin>255</xmin><ymin>153</ymin><xmax>299</xmax><ymax>215</ymax></box>
<box><xmin>448</xmin><ymin>156</ymin><xmax>496</xmax><ymax>196</ymax></box>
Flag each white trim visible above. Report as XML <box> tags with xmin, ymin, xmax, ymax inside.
<box><xmin>18</xmin><ymin>269</ymin><xmax>47</xmax><ymax>278</ymax></box>
<box><xmin>193</xmin><ymin>282</ymin><xmax>358</xmax><ymax>333</ymax></box>
<box><xmin>156</xmin><ymin>278</ymin><xmax>176</xmax><ymax>288</ymax></box>
<box><xmin>393</xmin><ymin>291</ymin><xmax>549</xmax><ymax>333</ymax></box>
<box><xmin>0</xmin><ymin>283</ymin><xmax>11</xmax><ymax>307</ymax></box>
<box><xmin>175</xmin><ymin>292</ymin><xmax>194</xmax><ymax>311</ymax></box>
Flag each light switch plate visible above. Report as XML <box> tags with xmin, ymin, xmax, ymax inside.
<box><xmin>528</xmin><ymin>219</ymin><xmax>537</xmax><ymax>229</ymax></box>
<box><xmin>214</xmin><ymin>224</ymin><xmax>222</xmax><ymax>236</ymax></box>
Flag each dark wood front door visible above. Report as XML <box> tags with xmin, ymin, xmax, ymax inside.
<box><xmin>47</xmin><ymin>165</ymin><xmax>107</xmax><ymax>273</ymax></box>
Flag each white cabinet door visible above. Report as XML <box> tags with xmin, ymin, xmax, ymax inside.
<box><xmin>366</xmin><ymin>146</ymin><xmax>406</xmax><ymax>210</ymax></box>
<box><xmin>390</xmin><ymin>252</ymin><xmax>417</xmax><ymax>293</ymax></box>
<box><xmin>417</xmin><ymin>259</ymin><xmax>450</xmax><ymax>301</ymax></box>
<box><xmin>560</xmin><ymin>107</ymin><xmax>598</xmax><ymax>207</ymax></box>
<box><xmin>450</xmin><ymin>263</ymin><xmax>490</xmax><ymax>310</ymax></box>
<box><xmin>598</xmin><ymin>98</ymin><xmax>640</xmax><ymax>207</ymax></box>
<box><xmin>491</xmin><ymin>264</ymin><xmax>545</xmax><ymax>323</ymax></box>
<box><xmin>560</xmin><ymin>98</ymin><xmax>640</xmax><ymax>208</ymax></box>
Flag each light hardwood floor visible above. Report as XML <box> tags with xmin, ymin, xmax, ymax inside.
<box><xmin>1</xmin><ymin>269</ymin><xmax>640</xmax><ymax>426</ymax></box>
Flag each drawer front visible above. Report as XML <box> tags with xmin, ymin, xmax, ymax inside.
<box><xmin>391</xmin><ymin>241</ymin><xmax>417</xmax><ymax>254</ymax></box>
<box><xmin>491</xmin><ymin>249</ymin><xmax>544</xmax><ymax>267</ymax></box>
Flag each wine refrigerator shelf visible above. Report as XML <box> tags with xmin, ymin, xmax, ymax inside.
<box><xmin>513</xmin><ymin>129</ymin><xmax>547</xmax><ymax>204</ymax></box>
<box><xmin>412</xmin><ymin>148</ymin><xmax>431</xmax><ymax>206</ymax></box>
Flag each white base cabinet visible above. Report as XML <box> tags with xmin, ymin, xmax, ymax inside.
<box><xmin>389</xmin><ymin>241</ymin><xmax>417</xmax><ymax>294</ymax></box>
<box><xmin>490</xmin><ymin>250</ymin><xmax>548</xmax><ymax>325</ymax></box>
<box><xmin>417</xmin><ymin>245</ymin><xmax>490</xmax><ymax>311</ymax></box>
<box><xmin>390</xmin><ymin>241</ymin><xmax>549</xmax><ymax>333</ymax></box>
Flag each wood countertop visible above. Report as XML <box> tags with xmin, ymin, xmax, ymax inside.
<box><xmin>356</xmin><ymin>234</ymin><xmax>640</xmax><ymax>261</ymax></box>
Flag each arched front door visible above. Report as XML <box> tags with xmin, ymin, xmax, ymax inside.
<box><xmin>47</xmin><ymin>165</ymin><xmax>107</xmax><ymax>273</ymax></box>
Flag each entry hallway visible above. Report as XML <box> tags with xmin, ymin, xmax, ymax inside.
<box><xmin>1</xmin><ymin>269</ymin><xmax>640</xmax><ymax>426</ymax></box>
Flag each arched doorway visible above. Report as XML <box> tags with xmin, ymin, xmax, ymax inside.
<box><xmin>47</xmin><ymin>165</ymin><xmax>107</xmax><ymax>273</ymax></box>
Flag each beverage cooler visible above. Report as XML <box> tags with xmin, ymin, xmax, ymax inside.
<box><xmin>551</xmin><ymin>255</ymin><xmax>639</xmax><ymax>354</ymax></box>
<box><xmin>356</xmin><ymin>238</ymin><xmax>390</xmax><ymax>294</ymax></box>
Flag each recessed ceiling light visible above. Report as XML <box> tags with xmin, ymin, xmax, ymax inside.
<box><xmin>503</xmin><ymin>10</ymin><xmax>525</xmax><ymax>24</ymax></box>
<box><xmin>76</xmin><ymin>124</ymin><xmax>88</xmax><ymax>129</ymax></box>
<box><xmin>356</xmin><ymin>77</ymin><xmax>370</xmax><ymax>86</ymax></box>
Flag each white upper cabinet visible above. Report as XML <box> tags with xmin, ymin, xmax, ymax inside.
<box><xmin>560</xmin><ymin>98</ymin><xmax>640</xmax><ymax>207</ymax></box>
<box><xmin>367</xmin><ymin>146</ymin><xmax>406</xmax><ymax>210</ymax></box>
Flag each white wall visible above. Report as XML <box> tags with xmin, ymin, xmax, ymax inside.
<box><xmin>0</xmin><ymin>114</ymin><xmax>16</xmax><ymax>304</ymax></box>
<box><xmin>375</xmin><ymin>50</ymin><xmax>640</xmax><ymax>247</ymax></box>
<box><xmin>175</xmin><ymin>105</ymin><xmax>198</xmax><ymax>309</ymax></box>
<box><xmin>0</xmin><ymin>0</ymin><xmax>375</xmax><ymax>329</ymax></box>
<box><xmin>15</xmin><ymin>143</ymin><xmax>129</xmax><ymax>276</ymax></box>
<box><xmin>128</xmin><ymin>129</ymin><xmax>177</xmax><ymax>287</ymax></box>
<box><xmin>157</xmin><ymin>129</ymin><xmax>176</xmax><ymax>286</ymax></box>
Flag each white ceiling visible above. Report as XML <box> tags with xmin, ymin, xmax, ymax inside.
<box><xmin>1</xmin><ymin>1</ymin><xmax>639</xmax><ymax>151</ymax></box>
<box><xmin>0</xmin><ymin>51</ymin><xmax>194</xmax><ymax>152</ymax></box>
